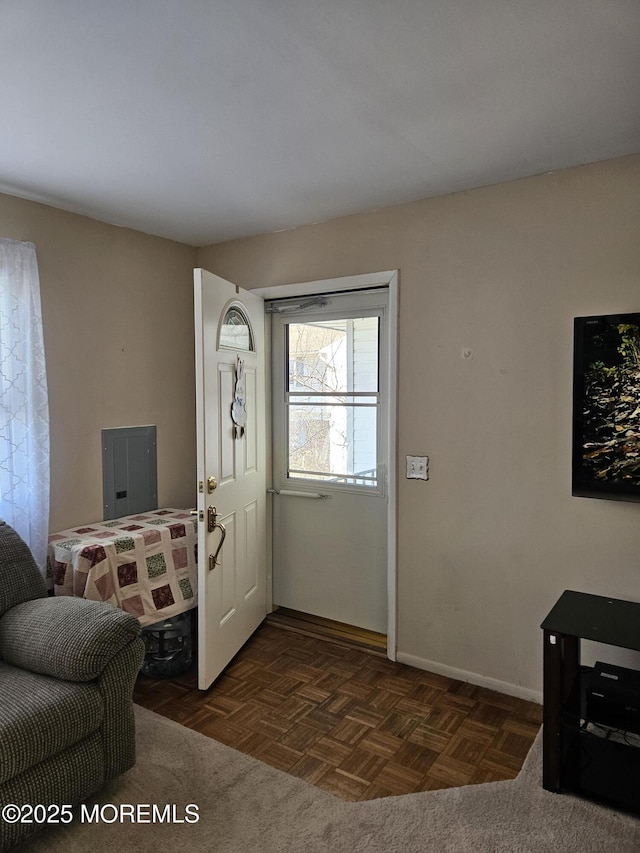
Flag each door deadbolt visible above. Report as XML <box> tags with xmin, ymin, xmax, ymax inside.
<box><xmin>207</xmin><ymin>475</ymin><xmax>217</xmax><ymax>493</ymax></box>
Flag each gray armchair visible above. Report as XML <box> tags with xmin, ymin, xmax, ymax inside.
<box><xmin>0</xmin><ymin>521</ymin><xmax>145</xmax><ymax>850</ymax></box>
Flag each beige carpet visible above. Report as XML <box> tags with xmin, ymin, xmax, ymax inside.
<box><xmin>17</xmin><ymin>705</ymin><xmax>640</xmax><ymax>852</ymax></box>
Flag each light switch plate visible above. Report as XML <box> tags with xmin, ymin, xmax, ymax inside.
<box><xmin>406</xmin><ymin>455</ymin><xmax>429</xmax><ymax>480</ymax></box>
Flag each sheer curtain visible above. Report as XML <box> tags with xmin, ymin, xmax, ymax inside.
<box><xmin>0</xmin><ymin>238</ymin><xmax>50</xmax><ymax>570</ymax></box>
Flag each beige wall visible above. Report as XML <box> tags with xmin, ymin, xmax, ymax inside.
<box><xmin>198</xmin><ymin>155</ymin><xmax>640</xmax><ymax>697</ymax></box>
<box><xmin>0</xmin><ymin>193</ymin><xmax>197</xmax><ymax>531</ymax></box>
<box><xmin>2</xmin><ymin>155</ymin><xmax>638</xmax><ymax>697</ymax></box>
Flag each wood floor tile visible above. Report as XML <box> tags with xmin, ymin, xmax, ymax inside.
<box><xmin>226</xmin><ymin>701</ymin><xmax>267</xmax><ymax>728</ymax></box>
<box><xmin>425</xmin><ymin>754</ymin><xmax>477</xmax><ymax>788</ymax></box>
<box><xmin>422</xmin><ymin>705</ymin><xmax>467</xmax><ymax>735</ymax></box>
<box><xmin>468</xmin><ymin>701</ymin><xmax>510</xmax><ymax>728</ymax></box>
<box><xmin>278</xmin><ymin>722</ymin><xmax>321</xmax><ymax>753</ymax></box>
<box><xmin>406</xmin><ymin>722</ymin><xmax>451</xmax><ymax>752</ymax></box>
<box><xmin>289</xmin><ymin>755</ymin><xmax>332</xmax><ymax>785</ymax></box>
<box><xmin>443</xmin><ymin>733</ymin><xmax>489</xmax><ymax>765</ymax></box>
<box><xmin>393</xmin><ymin>741</ymin><xmax>439</xmax><ymax>775</ymax></box>
<box><xmin>306</xmin><ymin>736</ymin><xmax>353</xmax><ymax>767</ymax></box>
<box><xmin>337</xmin><ymin>747</ymin><xmax>387</xmax><ymax>782</ymax></box>
<box><xmin>481</xmin><ymin>747</ymin><xmax>525</xmax><ymax>773</ymax></box>
<box><xmin>501</xmin><ymin>717</ymin><xmax>542</xmax><ymax>739</ymax></box>
<box><xmin>371</xmin><ymin>762</ymin><xmax>424</xmax><ymax>796</ymax></box>
<box><xmin>376</xmin><ymin>674</ymin><xmax>416</xmax><ymax>695</ymax></box>
<box><xmin>491</xmin><ymin>729</ymin><xmax>535</xmax><ymax>760</ymax></box>
<box><xmin>328</xmin><ymin>717</ymin><xmax>372</xmax><ymax>745</ymax></box>
<box><xmin>301</xmin><ymin>708</ymin><xmax>343</xmax><ymax>734</ymax></box>
<box><xmin>234</xmin><ymin>729</ymin><xmax>272</xmax><ymax>755</ymax></box>
<box><xmin>316</xmin><ymin>767</ymin><xmax>370</xmax><ymax>801</ymax></box>
<box><xmin>435</xmin><ymin>691</ymin><xmax>478</xmax><ymax>713</ymax></box>
<box><xmin>379</xmin><ymin>711</ymin><xmax>421</xmax><ymax>738</ymax></box>
<box><xmin>344</xmin><ymin>705</ymin><xmax>387</xmax><ymax>728</ymax></box>
<box><xmin>255</xmin><ymin>741</ymin><xmax>303</xmax><ymax>772</ymax></box>
<box><xmin>472</xmin><ymin>762</ymin><xmax>518</xmax><ymax>784</ymax></box>
<box><xmin>454</xmin><ymin>718</ymin><xmax>500</xmax><ymax>745</ymax></box>
<box><xmin>335</xmin><ymin>680</ymin><xmax>375</xmax><ymax>701</ymax></box>
<box><xmin>295</xmin><ymin>684</ymin><xmax>333</xmax><ymax>704</ymax></box>
<box><xmin>134</xmin><ymin>621</ymin><xmax>541</xmax><ymax>801</ymax></box>
<box><xmin>358</xmin><ymin>728</ymin><xmax>404</xmax><ymax>759</ymax></box>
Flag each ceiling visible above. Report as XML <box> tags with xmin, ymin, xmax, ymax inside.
<box><xmin>1</xmin><ymin>1</ymin><xmax>639</xmax><ymax>247</ymax></box>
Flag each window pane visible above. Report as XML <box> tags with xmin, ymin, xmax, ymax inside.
<box><xmin>220</xmin><ymin>305</ymin><xmax>253</xmax><ymax>351</ymax></box>
<box><xmin>288</xmin><ymin>403</ymin><xmax>378</xmax><ymax>487</ymax></box>
<box><xmin>287</xmin><ymin>317</ymin><xmax>378</xmax><ymax>393</ymax></box>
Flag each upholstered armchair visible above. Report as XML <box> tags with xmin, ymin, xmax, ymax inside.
<box><xmin>0</xmin><ymin>521</ymin><xmax>145</xmax><ymax>850</ymax></box>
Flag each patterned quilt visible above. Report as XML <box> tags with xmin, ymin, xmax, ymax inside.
<box><xmin>47</xmin><ymin>509</ymin><xmax>197</xmax><ymax>626</ymax></box>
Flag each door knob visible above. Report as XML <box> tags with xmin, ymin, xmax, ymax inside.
<box><xmin>207</xmin><ymin>476</ymin><xmax>217</xmax><ymax>493</ymax></box>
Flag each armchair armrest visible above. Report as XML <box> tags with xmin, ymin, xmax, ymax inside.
<box><xmin>0</xmin><ymin>597</ymin><xmax>142</xmax><ymax>682</ymax></box>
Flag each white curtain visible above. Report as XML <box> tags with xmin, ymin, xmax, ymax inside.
<box><xmin>0</xmin><ymin>238</ymin><xmax>50</xmax><ymax>570</ymax></box>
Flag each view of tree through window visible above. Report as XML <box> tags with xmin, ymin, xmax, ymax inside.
<box><xmin>286</xmin><ymin>317</ymin><xmax>379</xmax><ymax>486</ymax></box>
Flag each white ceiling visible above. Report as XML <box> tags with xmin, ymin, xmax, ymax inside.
<box><xmin>1</xmin><ymin>0</ymin><xmax>638</xmax><ymax>246</ymax></box>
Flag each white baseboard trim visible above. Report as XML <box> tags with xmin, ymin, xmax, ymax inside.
<box><xmin>396</xmin><ymin>652</ymin><xmax>543</xmax><ymax>705</ymax></box>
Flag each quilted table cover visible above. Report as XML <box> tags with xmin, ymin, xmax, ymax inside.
<box><xmin>47</xmin><ymin>509</ymin><xmax>197</xmax><ymax>626</ymax></box>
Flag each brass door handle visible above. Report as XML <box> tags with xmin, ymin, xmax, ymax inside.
<box><xmin>208</xmin><ymin>523</ymin><xmax>226</xmax><ymax>570</ymax></box>
<box><xmin>207</xmin><ymin>505</ymin><xmax>226</xmax><ymax>570</ymax></box>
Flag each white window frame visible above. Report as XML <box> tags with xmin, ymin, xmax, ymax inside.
<box><xmin>275</xmin><ymin>298</ymin><xmax>387</xmax><ymax>497</ymax></box>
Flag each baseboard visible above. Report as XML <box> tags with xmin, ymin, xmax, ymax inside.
<box><xmin>395</xmin><ymin>651</ymin><xmax>543</xmax><ymax>705</ymax></box>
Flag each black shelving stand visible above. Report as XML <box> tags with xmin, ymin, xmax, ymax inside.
<box><xmin>541</xmin><ymin>590</ymin><xmax>640</xmax><ymax>813</ymax></box>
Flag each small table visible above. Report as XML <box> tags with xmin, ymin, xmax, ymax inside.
<box><xmin>541</xmin><ymin>590</ymin><xmax>640</xmax><ymax>812</ymax></box>
<box><xmin>47</xmin><ymin>509</ymin><xmax>198</xmax><ymax>626</ymax></box>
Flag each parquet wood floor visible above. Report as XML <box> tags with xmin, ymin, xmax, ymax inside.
<box><xmin>133</xmin><ymin>621</ymin><xmax>542</xmax><ymax>801</ymax></box>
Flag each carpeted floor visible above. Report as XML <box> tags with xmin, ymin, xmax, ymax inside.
<box><xmin>17</xmin><ymin>705</ymin><xmax>640</xmax><ymax>852</ymax></box>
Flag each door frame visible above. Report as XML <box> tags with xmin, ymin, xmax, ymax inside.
<box><xmin>253</xmin><ymin>270</ymin><xmax>398</xmax><ymax>661</ymax></box>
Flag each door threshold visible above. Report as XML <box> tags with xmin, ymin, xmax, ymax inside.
<box><xmin>267</xmin><ymin>607</ymin><xmax>387</xmax><ymax>656</ymax></box>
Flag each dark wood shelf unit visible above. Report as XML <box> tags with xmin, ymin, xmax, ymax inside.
<box><xmin>541</xmin><ymin>590</ymin><xmax>640</xmax><ymax>814</ymax></box>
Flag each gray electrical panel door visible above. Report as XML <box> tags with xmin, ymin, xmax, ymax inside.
<box><xmin>102</xmin><ymin>426</ymin><xmax>158</xmax><ymax>520</ymax></box>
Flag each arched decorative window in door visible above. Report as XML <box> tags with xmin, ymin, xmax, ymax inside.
<box><xmin>217</xmin><ymin>300</ymin><xmax>255</xmax><ymax>438</ymax></box>
<box><xmin>218</xmin><ymin>302</ymin><xmax>254</xmax><ymax>352</ymax></box>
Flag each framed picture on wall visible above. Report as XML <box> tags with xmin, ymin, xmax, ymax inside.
<box><xmin>573</xmin><ymin>312</ymin><xmax>640</xmax><ymax>502</ymax></box>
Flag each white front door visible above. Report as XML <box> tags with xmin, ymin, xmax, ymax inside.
<box><xmin>270</xmin><ymin>289</ymin><xmax>389</xmax><ymax>634</ymax></box>
<box><xmin>194</xmin><ymin>268</ymin><xmax>267</xmax><ymax>689</ymax></box>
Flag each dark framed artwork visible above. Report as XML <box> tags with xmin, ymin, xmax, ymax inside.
<box><xmin>573</xmin><ymin>313</ymin><xmax>640</xmax><ymax>502</ymax></box>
